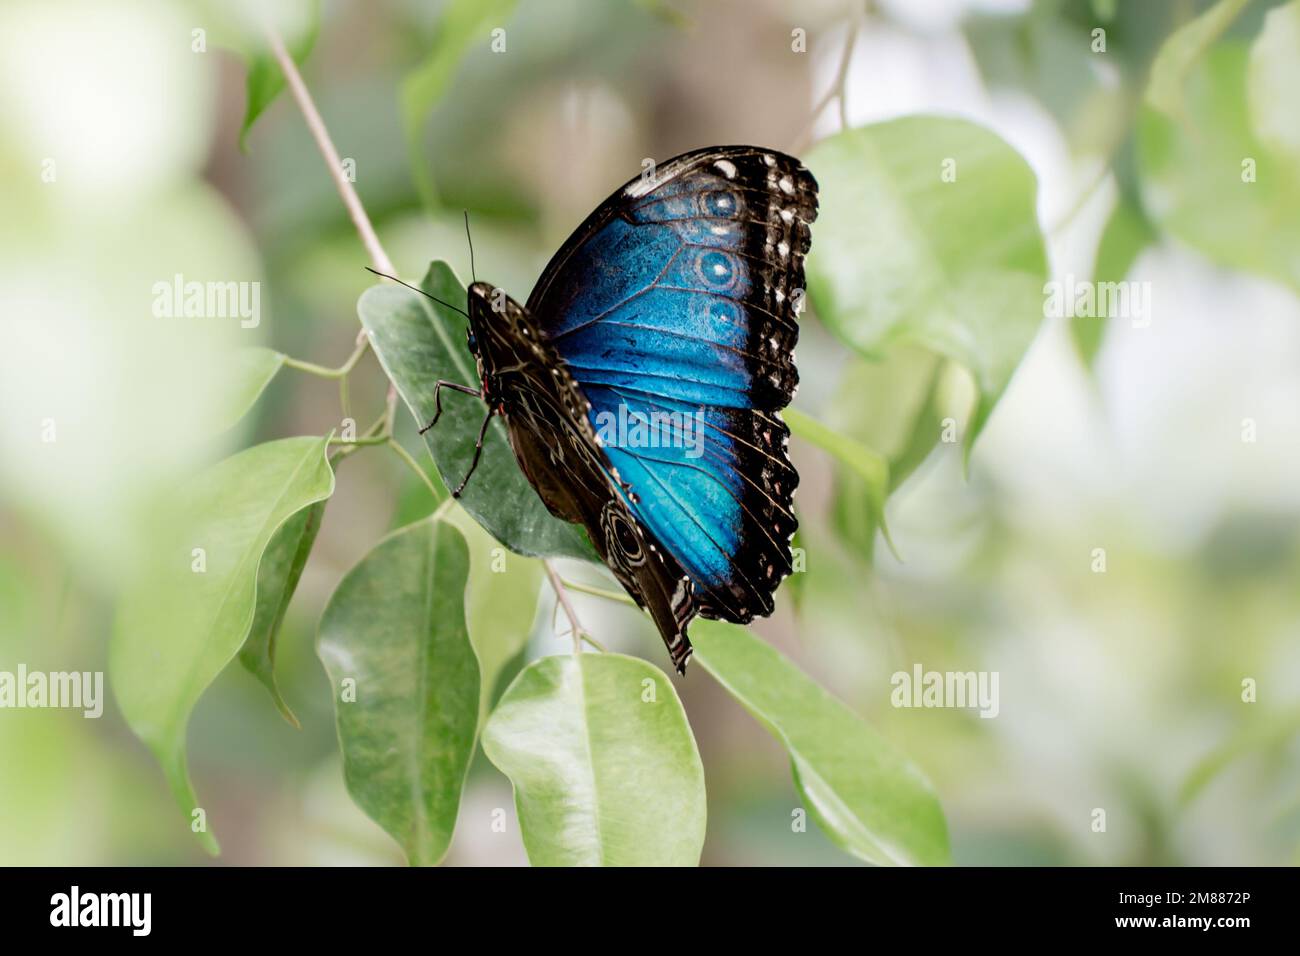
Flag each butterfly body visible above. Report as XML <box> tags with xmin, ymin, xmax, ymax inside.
<box><xmin>458</xmin><ymin>146</ymin><xmax>818</xmax><ymax>673</ymax></box>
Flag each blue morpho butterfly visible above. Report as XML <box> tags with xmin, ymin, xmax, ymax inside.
<box><xmin>375</xmin><ymin>146</ymin><xmax>817</xmax><ymax>673</ymax></box>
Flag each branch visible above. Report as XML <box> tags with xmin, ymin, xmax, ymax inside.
<box><xmin>264</xmin><ymin>25</ymin><xmax>394</xmax><ymax>277</ymax></box>
<box><xmin>790</xmin><ymin>6</ymin><xmax>862</xmax><ymax>154</ymax></box>
<box><xmin>545</xmin><ymin>561</ymin><xmax>588</xmax><ymax>656</ymax></box>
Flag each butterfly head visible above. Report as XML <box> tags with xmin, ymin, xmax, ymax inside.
<box><xmin>466</xmin><ymin>281</ymin><xmax>537</xmax><ymax>352</ymax></box>
<box><xmin>464</xmin><ymin>281</ymin><xmax>495</xmax><ymax>356</ymax></box>
<box><xmin>465</xmin><ymin>281</ymin><xmax>541</xmax><ymax>402</ymax></box>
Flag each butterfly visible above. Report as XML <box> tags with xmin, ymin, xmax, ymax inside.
<box><xmin>410</xmin><ymin>146</ymin><xmax>816</xmax><ymax>673</ymax></box>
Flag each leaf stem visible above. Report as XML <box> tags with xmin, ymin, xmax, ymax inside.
<box><xmin>560</xmin><ymin>578</ymin><xmax>637</xmax><ymax>608</ymax></box>
<box><xmin>275</xmin><ymin>279</ymin><xmax>370</xmax><ymax>422</ymax></box>
<box><xmin>387</xmin><ymin>438</ymin><xmax>443</xmax><ymax>500</ymax></box>
<box><xmin>328</xmin><ymin>434</ymin><xmax>388</xmax><ymax>446</ymax></box>
<box><xmin>266</xmin><ymin>18</ymin><xmax>588</xmax><ymax>655</ymax></box>
<box><xmin>327</xmin><ymin>412</ymin><xmax>390</xmax><ymax>465</ymax></box>
<box><xmin>578</xmin><ymin>632</ymin><xmax>607</xmax><ymax>652</ymax></box>
<box><xmin>430</xmin><ymin>497</ymin><xmax>456</xmax><ymax>523</ymax></box>
<box><xmin>282</xmin><ymin>355</ymin><xmax>345</xmax><ymax>378</ymax></box>
<box><xmin>381</xmin><ymin>375</ymin><xmax>399</xmax><ymax>433</ymax></box>
<box><xmin>282</xmin><ymin>337</ymin><xmax>370</xmax><ymax>380</ymax></box>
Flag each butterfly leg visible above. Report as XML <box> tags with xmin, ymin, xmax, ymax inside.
<box><xmin>420</xmin><ymin>381</ymin><xmax>482</xmax><ymax>434</ymax></box>
<box><xmin>451</xmin><ymin>409</ymin><xmax>494</xmax><ymax>498</ymax></box>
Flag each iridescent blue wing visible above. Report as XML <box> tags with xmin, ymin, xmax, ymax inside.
<box><xmin>526</xmin><ymin>146</ymin><xmax>817</xmax><ymax>624</ymax></box>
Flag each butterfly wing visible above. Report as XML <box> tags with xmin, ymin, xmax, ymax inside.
<box><xmin>467</xmin><ymin>284</ymin><xmax>697</xmax><ymax>670</ymax></box>
<box><xmin>527</xmin><ymin>145</ymin><xmax>817</xmax><ymax>626</ymax></box>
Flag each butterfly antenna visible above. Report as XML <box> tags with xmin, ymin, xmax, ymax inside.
<box><xmin>463</xmin><ymin>210</ymin><xmax>476</xmax><ymax>284</ymax></box>
<box><xmin>364</xmin><ymin>266</ymin><xmax>469</xmax><ymax>318</ymax></box>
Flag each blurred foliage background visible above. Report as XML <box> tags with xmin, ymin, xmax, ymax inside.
<box><xmin>2</xmin><ymin>0</ymin><xmax>1299</xmax><ymax>865</ymax></box>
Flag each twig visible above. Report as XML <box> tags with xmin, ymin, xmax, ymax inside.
<box><xmin>280</xmin><ymin>316</ymin><xmax>370</xmax><ymax>419</ymax></box>
<box><xmin>264</xmin><ymin>26</ymin><xmax>394</xmax><ymax>277</ymax></box>
<box><xmin>544</xmin><ymin>561</ymin><xmax>588</xmax><ymax>656</ymax></box>
<box><xmin>265</xmin><ymin>19</ymin><xmax>586</xmax><ymax>648</ymax></box>
<box><xmin>281</xmin><ymin>337</ymin><xmax>370</xmax><ymax>379</ymax></box>
<box><xmin>834</xmin><ymin>12</ymin><xmax>860</xmax><ymax>131</ymax></box>
<box><xmin>791</xmin><ymin>6</ymin><xmax>862</xmax><ymax>153</ymax></box>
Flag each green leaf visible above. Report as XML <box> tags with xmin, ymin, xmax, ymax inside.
<box><xmin>806</xmin><ymin>117</ymin><xmax>1048</xmax><ymax>455</ymax></box>
<box><xmin>785</xmin><ymin>407</ymin><xmax>897</xmax><ymax>560</ymax></box>
<box><xmin>110</xmin><ymin>436</ymin><xmax>335</xmax><ymax>854</ymax></box>
<box><xmin>217</xmin><ymin>347</ymin><xmax>284</xmax><ymax>432</ymax></box>
<box><xmin>402</xmin><ymin>0</ymin><xmax>519</xmax><ymax>207</ymax></box>
<box><xmin>1138</xmin><ymin>38</ymin><xmax>1300</xmax><ymax>291</ymax></box>
<box><xmin>965</xmin><ymin>5</ymin><xmax>1120</xmax><ymax>156</ymax></box>
<box><xmin>1248</xmin><ymin>0</ymin><xmax>1300</xmax><ymax>160</ymax></box>
<box><xmin>358</xmin><ymin>260</ymin><xmax>593</xmax><ymax>560</ymax></box>
<box><xmin>1180</xmin><ymin>705</ymin><xmax>1300</xmax><ymax>807</ymax></box>
<box><xmin>1072</xmin><ymin>198</ymin><xmax>1156</xmax><ymax>365</ymax></box>
<box><xmin>691</xmin><ymin>620</ymin><xmax>951</xmax><ymax>866</ymax></box>
<box><xmin>237</xmin><ymin>498</ymin><xmax>327</xmax><ymax>728</ymax></box>
<box><xmin>317</xmin><ymin>517</ymin><xmax>479</xmax><ymax>866</ymax></box>
<box><xmin>482</xmin><ymin>654</ymin><xmax>706</xmax><ymax>866</ymax></box>
<box><xmin>823</xmin><ymin>349</ymin><xmax>968</xmax><ymax>561</ymax></box>
<box><xmin>1146</xmin><ymin>0</ymin><xmax>1252</xmax><ymax>125</ymax></box>
<box><xmin>386</xmin><ymin>458</ymin><xmax>541</xmax><ymax>725</ymax></box>
<box><xmin>238</xmin><ymin>0</ymin><xmax>320</xmax><ymax>151</ymax></box>
<box><xmin>442</xmin><ymin>506</ymin><xmax>543</xmax><ymax>721</ymax></box>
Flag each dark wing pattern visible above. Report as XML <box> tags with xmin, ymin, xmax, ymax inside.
<box><xmin>526</xmin><ymin>146</ymin><xmax>817</xmax><ymax>625</ymax></box>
